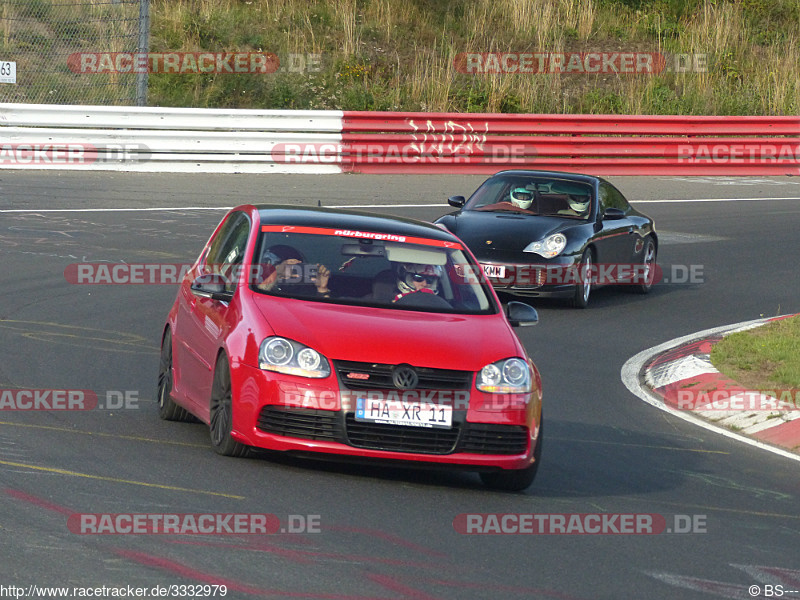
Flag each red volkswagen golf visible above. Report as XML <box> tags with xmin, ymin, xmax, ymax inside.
<box><xmin>158</xmin><ymin>205</ymin><xmax>543</xmax><ymax>490</ymax></box>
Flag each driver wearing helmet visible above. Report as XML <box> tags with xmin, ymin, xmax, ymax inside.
<box><xmin>474</xmin><ymin>184</ymin><xmax>536</xmax><ymax>213</ymax></box>
<box><xmin>393</xmin><ymin>263</ymin><xmax>443</xmax><ymax>302</ymax></box>
<box><xmin>558</xmin><ymin>195</ymin><xmax>591</xmax><ymax>217</ymax></box>
<box><xmin>509</xmin><ymin>187</ymin><xmax>534</xmax><ymax>210</ymax></box>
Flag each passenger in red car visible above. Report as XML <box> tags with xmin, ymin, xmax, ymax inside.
<box><xmin>258</xmin><ymin>244</ymin><xmax>332</xmax><ymax>297</ymax></box>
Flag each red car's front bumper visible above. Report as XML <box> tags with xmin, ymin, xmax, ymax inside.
<box><xmin>229</xmin><ymin>362</ymin><xmax>541</xmax><ymax>471</ymax></box>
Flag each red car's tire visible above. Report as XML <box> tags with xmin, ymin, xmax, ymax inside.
<box><xmin>157</xmin><ymin>330</ymin><xmax>194</xmax><ymax>422</ymax></box>
<box><xmin>209</xmin><ymin>354</ymin><xmax>250</xmax><ymax>458</ymax></box>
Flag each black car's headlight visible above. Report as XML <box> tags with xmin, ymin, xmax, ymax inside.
<box><xmin>476</xmin><ymin>358</ymin><xmax>532</xmax><ymax>393</ymax></box>
<box><xmin>259</xmin><ymin>337</ymin><xmax>331</xmax><ymax>378</ymax></box>
<box><xmin>523</xmin><ymin>233</ymin><xmax>567</xmax><ymax>258</ymax></box>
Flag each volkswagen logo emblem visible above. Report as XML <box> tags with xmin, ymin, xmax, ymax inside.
<box><xmin>392</xmin><ymin>365</ymin><xmax>419</xmax><ymax>390</ymax></box>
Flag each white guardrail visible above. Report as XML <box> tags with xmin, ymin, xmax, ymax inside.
<box><xmin>0</xmin><ymin>103</ymin><xmax>346</xmax><ymax>173</ymax></box>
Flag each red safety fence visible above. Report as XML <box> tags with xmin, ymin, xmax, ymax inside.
<box><xmin>340</xmin><ymin>112</ymin><xmax>800</xmax><ymax>175</ymax></box>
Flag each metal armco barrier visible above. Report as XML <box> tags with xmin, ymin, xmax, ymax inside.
<box><xmin>0</xmin><ymin>104</ymin><xmax>344</xmax><ymax>173</ymax></box>
<box><xmin>1</xmin><ymin>103</ymin><xmax>799</xmax><ymax>175</ymax></box>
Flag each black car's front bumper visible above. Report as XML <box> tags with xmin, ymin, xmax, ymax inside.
<box><xmin>478</xmin><ymin>259</ymin><xmax>581</xmax><ymax>298</ymax></box>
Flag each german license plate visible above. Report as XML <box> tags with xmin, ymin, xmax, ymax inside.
<box><xmin>355</xmin><ymin>397</ymin><xmax>453</xmax><ymax>429</ymax></box>
<box><xmin>481</xmin><ymin>264</ymin><xmax>506</xmax><ymax>278</ymax></box>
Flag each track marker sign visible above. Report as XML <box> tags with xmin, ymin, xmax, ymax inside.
<box><xmin>0</xmin><ymin>61</ymin><xmax>16</xmax><ymax>84</ymax></box>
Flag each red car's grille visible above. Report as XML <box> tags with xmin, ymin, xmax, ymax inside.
<box><xmin>257</xmin><ymin>407</ymin><xmax>529</xmax><ymax>456</ymax></box>
<box><xmin>459</xmin><ymin>423</ymin><xmax>529</xmax><ymax>455</ymax></box>
<box><xmin>334</xmin><ymin>360</ymin><xmax>473</xmax><ymax>391</ymax></box>
<box><xmin>345</xmin><ymin>414</ymin><xmax>460</xmax><ymax>454</ymax></box>
<box><xmin>257</xmin><ymin>407</ymin><xmax>342</xmax><ymax>442</ymax></box>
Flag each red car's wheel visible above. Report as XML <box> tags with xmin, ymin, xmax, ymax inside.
<box><xmin>157</xmin><ymin>330</ymin><xmax>193</xmax><ymax>422</ymax></box>
<box><xmin>209</xmin><ymin>354</ymin><xmax>250</xmax><ymax>458</ymax></box>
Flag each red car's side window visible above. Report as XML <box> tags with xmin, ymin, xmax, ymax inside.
<box><xmin>204</xmin><ymin>211</ymin><xmax>251</xmax><ymax>290</ymax></box>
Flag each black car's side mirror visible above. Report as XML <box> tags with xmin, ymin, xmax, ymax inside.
<box><xmin>602</xmin><ymin>207</ymin><xmax>626</xmax><ymax>220</ymax></box>
<box><xmin>448</xmin><ymin>195</ymin><xmax>466</xmax><ymax>208</ymax></box>
<box><xmin>191</xmin><ymin>273</ymin><xmax>234</xmax><ymax>302</ymax></box>
<box><xmin>506</xmin><ymin>301</ymin><xmax>539</xmax><ymax>327</ymax></box>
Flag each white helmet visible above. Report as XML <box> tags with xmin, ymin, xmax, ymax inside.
<box><xmin>396</xmin><ymin>263</ymin><xmax>442</xmax><ymax>295</ymax></box>
<box><xmin>568</xmin><ymin>195</ymin><xmax>590</xmax><ymax>214</ymax></box>
<box><xmin>509</xmin><ymin>187</ymin><xmax>534</xmax><ymax>209</ymax></box>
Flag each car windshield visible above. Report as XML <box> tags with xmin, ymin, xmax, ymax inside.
<box><xmin>251</xmin><ymin>226</ymin><xmax>496</xmax><ymax>314</ymax></box>
<box><xmin>467</xmin><ymin>175</ymin><xmax>593</xmax><ymax>220</ymax></box>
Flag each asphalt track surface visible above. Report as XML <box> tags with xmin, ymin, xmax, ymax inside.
<box><xmin>1</xmin><ymin>172</ymin><xmax>799</xmax><ymax>599</ymax></box>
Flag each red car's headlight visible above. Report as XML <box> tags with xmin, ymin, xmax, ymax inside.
<box><xmin>259</xmin><ymin>337</ymin><xmax>331</xmax><ymax>379</ymax></box>
<box><xmin>476</xmin><ymin>358</ymin><xmax>532</xmax><ymax>393</ymax></box>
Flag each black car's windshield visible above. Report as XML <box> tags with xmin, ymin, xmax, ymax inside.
<box><xmin>251</xmin><ymin>226</ymin><xmax>496</xmax><ymax>314</ymax></box>
<box><xmin>467</xmin><ymin>175</ymin><xmax>593</xmax><ymax>220</ymax></box>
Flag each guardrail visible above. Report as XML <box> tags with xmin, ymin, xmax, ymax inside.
<box><xmin>0</xmin><ymin>104</ymin><xmax>344</xmax><ymax>173</ymax></box>
<box><xmin>340</xmin><ymin>112</ymin><xmax>800</xmax><ymax>175</ymax></box>
<box><xmin>1</xmin><ymin>103</ymin><xmax>799</xmax><ymax>175</ymax></box>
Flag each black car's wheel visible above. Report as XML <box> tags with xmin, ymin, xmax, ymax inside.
<box><xmin>571</xmin><ymin>250</ymin><xmax>593</xmax><ymax>308</ymax></box>
<box><xmin>209</xmin><ymin>354</ymin><xmax>250</xmax><ymax>457</ymax></box>
<box><xmin>157</xmin><ymin>330</ymin><xmax>193</xmax><ymax>422</ymax></box>
<box><xmin>630</xmin><ymin>236</ymin><xmax>657</xmax><ymax>294</ymax></box>
<box><xmin>480</xmin><ymin>416</ymin><xmax>543</xmax><ymax>492</ymax></box>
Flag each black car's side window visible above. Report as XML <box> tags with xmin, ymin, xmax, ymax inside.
<box><xmin>599</xmin><ymin>182</ymin><xmax>630</xmax><ymax>213</ymax></box>
<box><xmin>205</xmin><ymin>211</ymin><xmax>251</xmax><ymax>289</ymax></box>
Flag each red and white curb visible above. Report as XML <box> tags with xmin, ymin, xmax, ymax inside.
<box><xmin>621</xmin><ymin>316</ymin><xmax>800</xmax><ymax>463</ymax></box>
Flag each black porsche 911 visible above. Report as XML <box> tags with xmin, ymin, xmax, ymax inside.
<box><xmin>435</xmin><ymin>170</ymin><xmax>657</xmax><ymax>308</ymax></box>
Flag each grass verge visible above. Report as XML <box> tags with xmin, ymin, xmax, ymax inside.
<box><xmin>146</xmin><ymin>0</ymin><xmax>800</xmax><ymax>113</ymax></box>
<box><xmin>711</xmin><ymin>314</ymin><xmax>800</xmax><ymax>392</ymax></box>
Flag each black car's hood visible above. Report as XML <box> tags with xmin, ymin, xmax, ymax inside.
<box><xmin>444</xmin><ymin>210</ymin><xmax>575</xmax><ymax>254</ymax></box>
